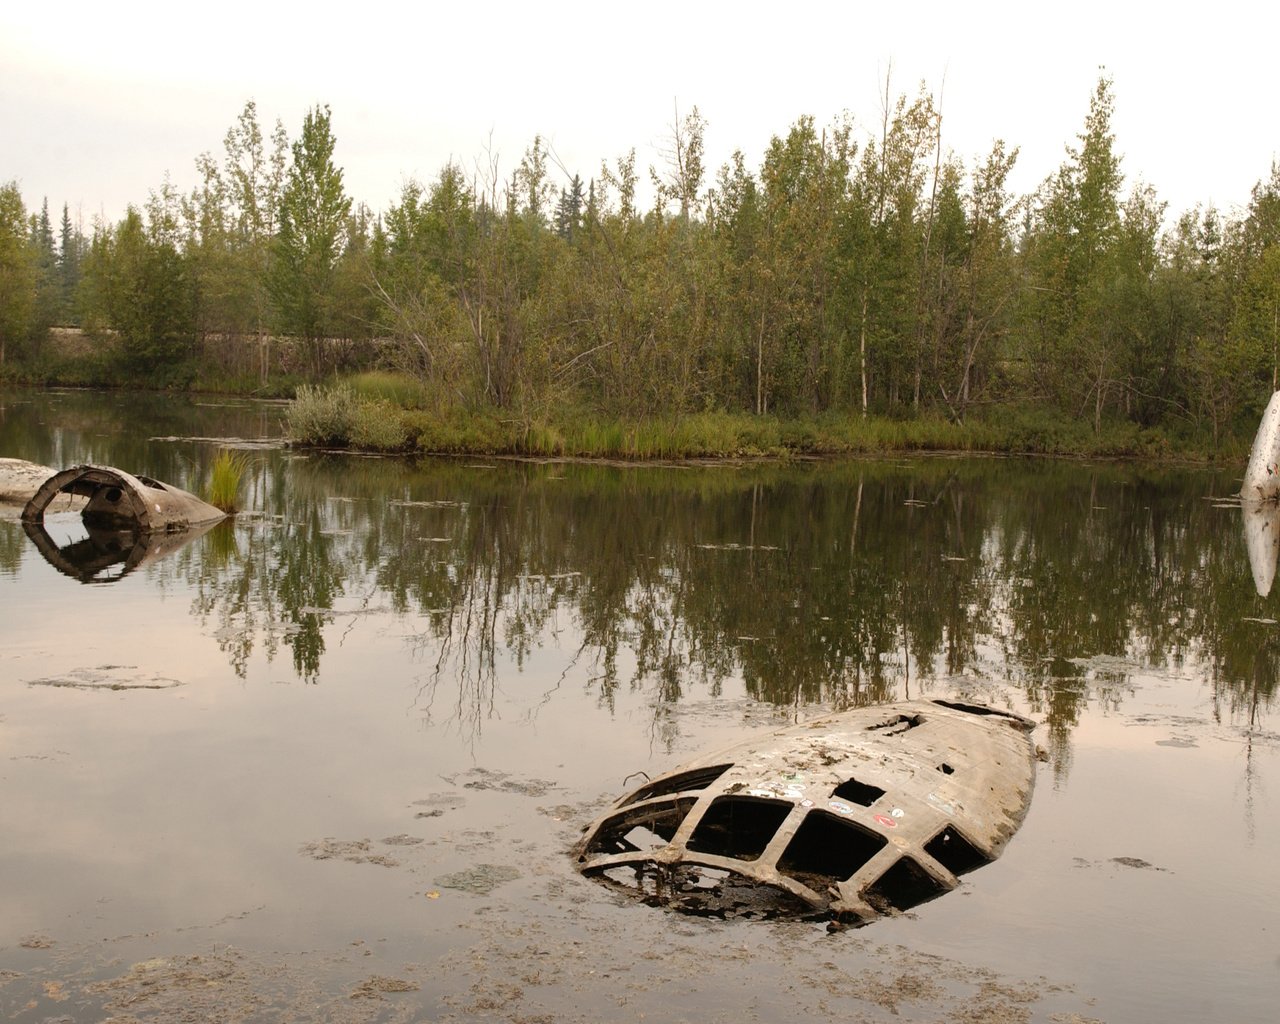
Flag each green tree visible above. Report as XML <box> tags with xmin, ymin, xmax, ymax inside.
<box><xmin>755</xmin><ymin>115</ymin><xmax>854</xmax><ymax>413</ymax></box>
<box><xmin>57</xmin><ymin>203</ymin><xmax>83</xmax><ymax>324</ymax></box>
<box><xmin>0</xmin><ymin>182</ymin><xmax>36</xmax><ymax>367</ymax></box>
<box><xmin>1231</xmin><ymin>164</ymin><xmax>1280</xmax><ymax>396</ymax></box>
<box><xmin>1021</xmin><ymin>75</ymin><xmax>1126</xmax><ymax>429</ymax></box>
<box><xmin>846</xmin><ymin>84</ymin><xmax>940</xmax><ymax>414</ymax></box>
<box><xmin>330</xmin><ymin>202</ymin><xmax>380</xmax><ymax>344</ymax></box>
<box><xmin>652</xmin><ymin>105</ymin><xmax>707</xmax><ymax>221</ymax></box>
<box><xmin>223</xmin><ymin>100</ymin><xmax>289</xmax><ymax>382</ymax></box>
<box><xmin>554</xmin><ymin>174</ymin><xmax>585</xmax><ymax>240</ymax></box>
<box><xmin>375</xmin><ymin>164</ymin><xmax>477</xmax><ymax>399</ymax></box>
<box><xmin>27</xmin><ymin>197</ymin><xmax>59</xmax><ymax>357</ymax></box>
<box><xmin>270</xmin><ymin>104</ymin><xmax>351</xmax><ymax>372</ymax></box>
<box><xmin>82</xmin><ymin>206</ymin><xmax>196</xmax><ymax>377</ymax></box>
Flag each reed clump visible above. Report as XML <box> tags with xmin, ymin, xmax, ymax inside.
<box><xmin>207</xmin><ymin>449</ymin><xmax>251</xmax><ymax>513</ymax></box>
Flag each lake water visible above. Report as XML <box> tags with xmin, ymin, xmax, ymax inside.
<box><xmin>1</xmin><ymin>388</ymin><xmax>1276</xmax><ymax>1022</ymax></box>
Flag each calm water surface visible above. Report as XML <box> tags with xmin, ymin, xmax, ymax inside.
<box><xmin>1</xmin><ymin>389</ymin><xmax>1276</xmax><ymax>1022</ymax></box>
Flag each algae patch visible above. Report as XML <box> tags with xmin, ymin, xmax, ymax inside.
<box><xmin>434</xmin><ymin>863</ymin><xmax>521</xmax><ymax>895</ymax></box>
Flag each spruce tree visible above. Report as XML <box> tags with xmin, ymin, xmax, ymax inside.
<box><xmin>57</xmin><ymin>203</ymin><xmax>81</xmax><ymax>324</ymax></box>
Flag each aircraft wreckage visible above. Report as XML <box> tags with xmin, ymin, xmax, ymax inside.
<box><xmin>573</xmin><ymin>699</ymin><xmax>1037</xmax><ymax>925</ymax></box>
<box><xmin>1241</xmin><ymin>391</ymin><xmax>1280</xmax><ymax>595</ymax></box>
<box><xmin>1</xmin><ymin>461</ymin><xmax>227</xmax><ymax>583</ymax></box>
<box><xmin>21</xmin><ymin>464</ymin><xmax>225</xmax><ymax>533</ymax></box>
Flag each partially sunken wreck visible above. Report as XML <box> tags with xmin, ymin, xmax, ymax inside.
<box><xmin>574</xmin><ymin>699</ymin><xmax>1037</xmax><ymax>925</ymax></box>
<box><xmin>21</xmin><ymin>464</ymin><xmax>225</xmax><ymax>533</ymax></box>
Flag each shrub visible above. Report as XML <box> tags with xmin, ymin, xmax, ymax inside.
<box><xmin>287</xmin><ymin>384</ymin><xmax>358</xmax><ymax>446</ymax></box>
<box><xmin>350</xmin><ymin>398</ymin><xmax>413</xmax><ymax>452</ymax></box>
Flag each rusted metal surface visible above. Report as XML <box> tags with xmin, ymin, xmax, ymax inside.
<box><xmin>21</xmin><ymin>464</ymin><xmax>225</xmax><ymax>533</ymax></box>
<box><xmin>573</xmin><ymin>699</ymin><xmax>1036</xmax><ymax>925</ymax></box>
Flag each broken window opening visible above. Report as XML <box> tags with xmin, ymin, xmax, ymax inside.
<box><xmin>924</xmin><ymin>826</ymin><xmax>989</xmax><ymax>876</ymax></box>
<box><xmin>686</xmin><ymin>797</ymin><xmax>792</xmax><ymax>861</ymax></box>
<box><xmin>832</xmin><ymin>778</ymin><xmax>886</xmax><ymax>806</ymax></box>
<box><xmin>619</xmin><ymin>764</ymin><xmax>733</xmax><ymax>807</ymax></box>
<box><xmin>777</xmin><ymin>810</ymin><xmax>888</xmax><ymax>888</ymax></box>
<box><xmin>582</xmin><ymin>798</ymin><xmax>695</xmax><ymax>860</ymax></box>
<box><xmin>620</xmin><ymin>825</ymin><xmax>670</xmax><ymax>852</ymax></box>
<box><xmin>865</xmin><ymin>714</ymin><xmax>924</xmax><ymax>735</ymax></box>
<box><xmin>864</xmin><ymin>856</ymin><xmax>947</xmax><ymax>913</ymax></box>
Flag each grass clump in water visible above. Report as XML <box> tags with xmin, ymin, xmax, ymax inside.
<box><xmin>206</xmin><ymin>450</ymin><xmax>251</xmax><ymax>513</ymax></box>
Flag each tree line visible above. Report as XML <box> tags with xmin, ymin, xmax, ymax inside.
<box><xmin>2</xmin><ymin>79</ymin><xmax>1279</xmax><ymax>441</ymax></box>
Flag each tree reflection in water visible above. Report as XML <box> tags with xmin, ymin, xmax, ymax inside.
<box><xmin>144</xmin><ymin>454</ymin><xmax>1271</xmax><ymax>770</ymax></box>
<box><xmin>6</xmin><ymin>424</ymin><xmax>1272</xmax><ymax>776</ymax></box>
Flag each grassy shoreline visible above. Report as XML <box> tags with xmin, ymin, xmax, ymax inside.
<box><xmin>283</xmin><ymin>374</ymin><xmax>1248</xmax><ymax>464</ymax></box>
<box><xmin>1</xmin><ymin>370</ymin><xmax>1250</xmax><ymax>464</ymax></box>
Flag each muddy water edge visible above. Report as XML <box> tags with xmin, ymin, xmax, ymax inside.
<box><xmin>0</xmin><ymin>387</ymin><xmax>1276</xmax><ymax>1023</ymax></box>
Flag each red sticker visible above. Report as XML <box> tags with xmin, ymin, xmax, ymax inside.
<box><xmin>873</xmin><ymin>814</ymin><xmax>897</xmax><ymax>829</ymax></box>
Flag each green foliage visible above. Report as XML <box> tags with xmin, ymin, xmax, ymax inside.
<box><xmin>57</xmin><ymin>202</ymin><xmax>83</xmax><ymax>323</ymax></box>
<box><xmin>350</xmin><ymin>398</ymin><xmax>412</xmax><ymax>451</ymax></box>
<box><xmin>345</xmin><ymin>370</ymin><xmax>429</xmax><ymax>408</ymax></box>
<box><xmin>286</xmin><ymin>383</ymin><xmax>359</xmax><ymax>446</ymax></box>
<box><xmin>79</xmin><ymin>206</ymin><xmax>196</xmax><ymax>375</ymax></box>
<box><xmin>19</xmin><ymin>82</ymin><xmax>1280</xmax><ymax>463</ymax></box>
<box><xmin>206</xmin><ymin>449</ymin><xmax>251</xmax><ymax>513</ymax></box>
<box><xmin>270</xmin><ymin>105</ymin><xmax>351</xmax><ymax>367</ymax></box>
<box><xmin>0</xmin><ymin>181</ymin><xmax>36</xmax><ymax>366</ymax></box>
<box><xmin>286</xmin><ymin>383</ymin><xmax>411</xmax><ymax>451</ymax></box>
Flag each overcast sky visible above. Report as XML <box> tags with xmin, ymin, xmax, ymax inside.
<box><xmin>3</xmin><ymin>1</ymin><xmax>1276</xmax><ymax>230</ymax></box>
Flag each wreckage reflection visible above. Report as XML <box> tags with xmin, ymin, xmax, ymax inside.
<box><xmin>22</xmin><ymin>518</ymin><xmax>220</xmax><ymax>585</ymax></box>
<box><xmin>1241</xmin><ymin>499</ymin><xmax>1280</xmax><ymax>597</ymax></box>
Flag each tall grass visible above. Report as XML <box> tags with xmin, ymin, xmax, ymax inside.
<box><xmin>345</xmin><ymin>371</ymin><xmax>429</xmax><ymax>408</ymax></box>
<box><xmin>207</xmin><ymin>450</ymin><xmax>251</xmax><ymax>513</ymax></box>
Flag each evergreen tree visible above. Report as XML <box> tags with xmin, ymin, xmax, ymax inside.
<box><xmin>554</xmin><ymin>175</ymin><xmax>585</xmax><ymax>241</ymax></box>
<box><xmin>27</xmin><ymin>198</ymin><xmax>59</xmax><ymax>353</ymax></box>
<box><xmin>57</xmin><ymin>203</ymin><xmax>82</xmax><ymax>324</ymax></box>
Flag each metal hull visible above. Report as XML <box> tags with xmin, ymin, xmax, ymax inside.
<box><xmin>574</xmin><ymin>699</ymin><xmax>1036</xmax><ymax>925</ymax></box>
<box><xmin>21</xmin><ymin>464</ymin><xmax>225</xmax><ymax>533</ymax></box>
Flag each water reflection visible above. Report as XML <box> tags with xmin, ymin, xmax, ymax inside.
<box><xmin>2</xmin><ymin>389</ymin><xmax>1276</xmax><ymax>777</ymax></box>
<box><xmin>1241</xmin><ymin>499</ymin><xmax>1280</xmax><ymax>596</ymax></box>
<box><xmin>22</xmin><ymin>518</ymin><xmax>218</xmax><ymax>584</ymax></box>
<box><xmin>166</xmin><ymin>456</ymin><xmax>1278</xmax><ymax>762</ymax></box>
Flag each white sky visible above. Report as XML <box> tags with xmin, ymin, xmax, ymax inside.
<box><xmin>2</xmin><ymin>1</ymin><xmax>1277</xmax><ymax>230</ymax></box>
